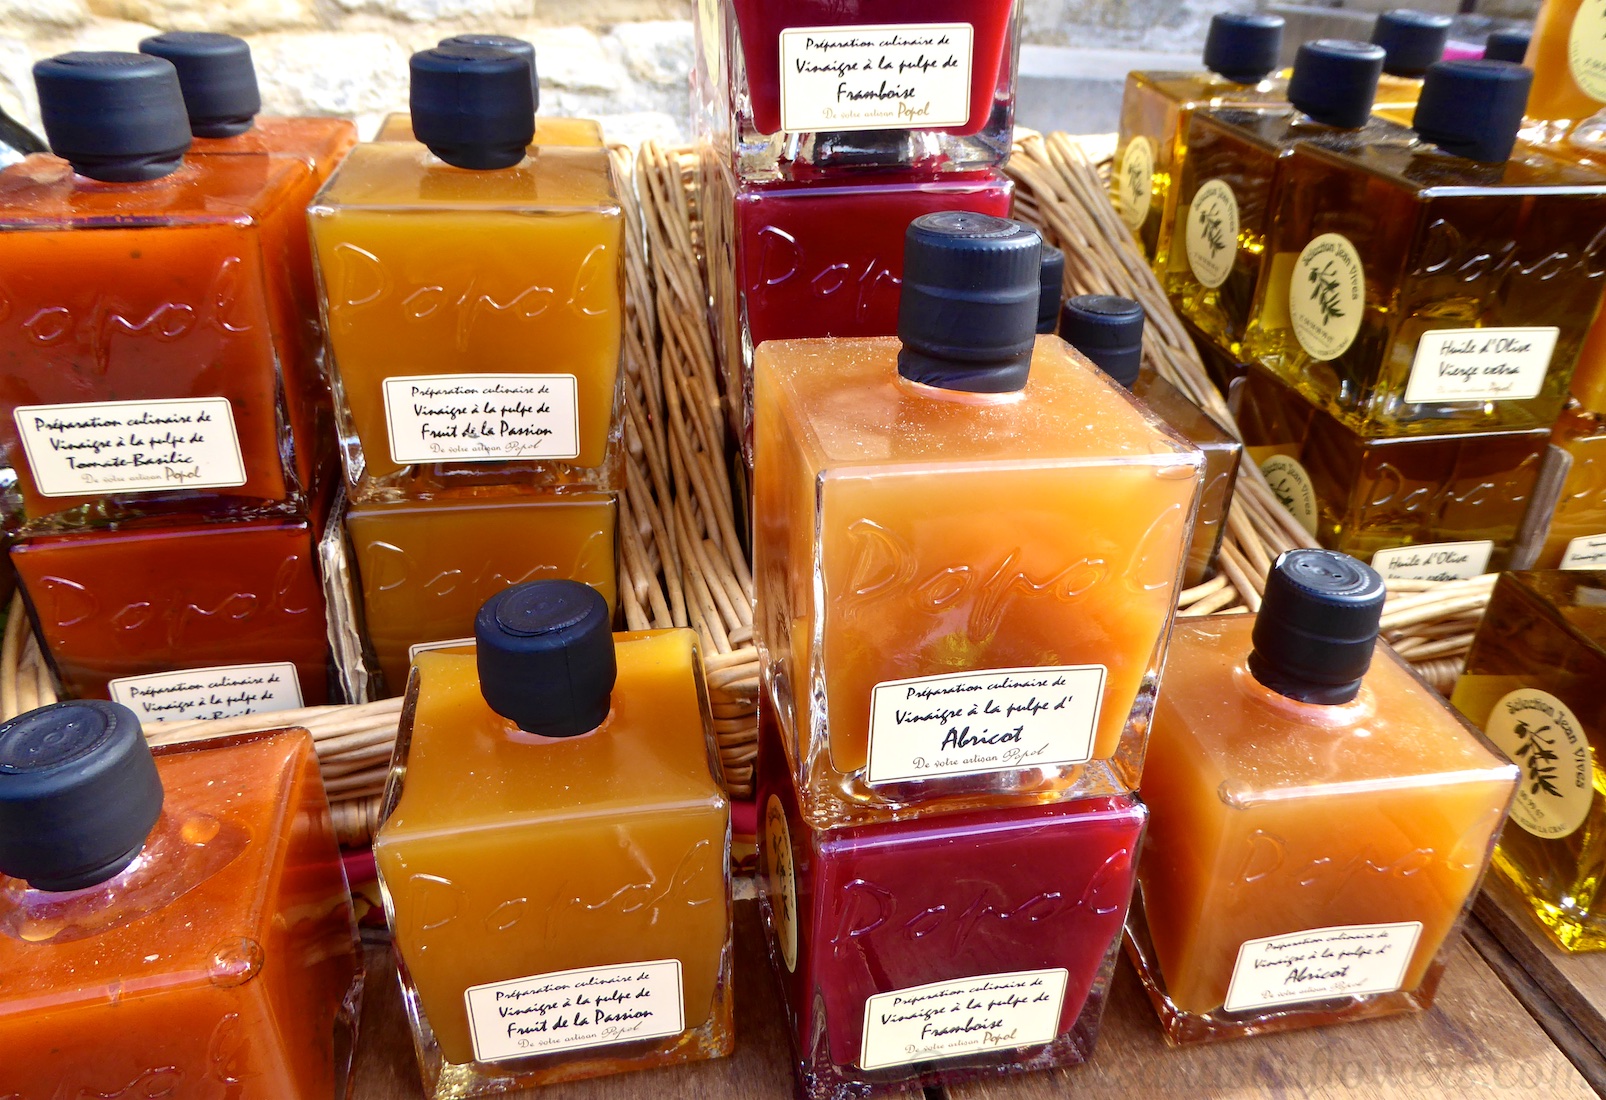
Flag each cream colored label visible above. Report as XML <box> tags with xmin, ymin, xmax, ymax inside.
<box><xmin>1186</xmin><ymin>179</ymin><xmax>1239</xmax><ymax>289</ymax></box>
<box><xmin>1223</xmin><ymin>923</ymin><xmax>1422</xmax><ymax>1013</ymax></box>
<box><xmin>1561</xmin><ymin>534</ymin><xmax>1606</xmax><ymax>570</ymax></box>
<box><xmin>858</xmin><ymin>969</ymin><xmax>1068</xmax><ymax>1071</ymax></box>
<box><xmin>778</xmin><ymin>23</ymin><xmax>974</xmax><ymax>132</ymax></box>
<box><xmin>1117</xmin><ymin>137</ymin><xmax>1155</xmax><ymax>230</ymax></box>
<box><xmin>465</xmin><ymin>960</ymin><xmax>684</xmax><ymax>1063</ymax></box>
<box><xmin>764</xmin><ymin>795</ymin><xmax>799</xmax><ymax>974</ymax></box>
<box><xmin>1371</xmin><ymin>541</ymin><xmax>1493</xmax><ymax>582</ymax></box>
<box><xmin>1290</xmin><ymin>234</ymin><xmax>1364</xmax><ymax>362</ymax></box>
<box><xmin>1261</xmin><ymin>454</ymin><xmax>1320</xmax><ymax>537</ymax></box>
<box><xmin>1403</xmin><ymin>328</ymin><xmax>1559</xmax><ymax>405</ymax></box>
<box><xmin>408</xmin><ymin>638</ymin><xmax>475</xmax><ymax>660</ymax></box>
<box><xmin>14</xmin><ymin>397</ymin><xmax>246</xmax><ymax>498</ymax></box>
<box><xmin>383</xmin><ymin>374</ymin><xmax>580</xmax><ymax>464</ymax></box>
<box><xmin>1485</xmin><ymin>689</ymin><xmax>1595</xmax><ymax>840</ymax></box>
<box><xmin>108</xmin><ymin>662</ymin><xmax>303</xmax><ymax>722</ymax></box>
<box><xmin>865</xmin><ymin>665</ymin><xmax>1106</xmax><ymax>786</ymax></box>
<box><xmin>1569</xmin><ymin>0</ymin><xmax>1606</xmax><ymax>103</ymax></box>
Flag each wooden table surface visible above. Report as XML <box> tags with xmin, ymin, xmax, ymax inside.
<box><xmin>353</xmin><ymin>895</ymin><xmax>1599</xmax><ymax>1100</ymax></box>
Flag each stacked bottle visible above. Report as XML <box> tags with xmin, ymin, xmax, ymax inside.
<box><xmin>1</xmin><ymin>39</ymin><xmax>356</xmax><ymax>720</ymax></box>
<box><xmin>308</xmin><ymin>40</ymin><xmax>625</xmax><ymax>696</ymax></box>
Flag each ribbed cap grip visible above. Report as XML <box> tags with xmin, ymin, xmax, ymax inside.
<box><xmin>1059</xmin><ymin>295</ymin><xmax>1144</xmax><ymax>389</ymax></box>
<box><xmin>1413</xmin><ymin>59</ymin><xmax>1532</xmax><ymax>163</ymax></box>
<box><xmin>1249</xmin><ymin>549</ymin><xmax>1387</xmax><ymax>704</ymax></box>
<box><xmin>1037</xmin><ymin>243</ymin><xmax>1066</xmax><ymax>334</ymax></box>
<box><xmin>1289</xmin><ymin>40</ymin><xmax>1386</xmax><ymax>129</ymax></box>
<box><xmin>34</xmin><ymin>52</ymin><xmax>191</xmax><ymax>182</ymax></box>
<box><xmin>475</xmin><ymin>581</ymin><xmax>616</xmax><ymax>738</ymax></box>
<box><xmin>1203</xmin><ymin>13</ymin><xmax>1285</xmax><ymax>84</ymax></box>
<box><xmin>411</xmin><ymin>46</ymin><xmax>535</xmax><ymax>171</ymax></box>
<box><xmin>139</xmin><ymin>32</ymin><xmax>261</xmax><ymax>138</ymax></box>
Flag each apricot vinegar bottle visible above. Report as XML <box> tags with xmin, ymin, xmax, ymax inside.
<box><xmin>373</xmin><ymin>581</ymin><xmax>732</xmax><ymax>1095</ymax></box>
<box><xmin>1128</xmin><ymin>550</ymin><xmax>1517</xmax><ymax>1043</ymax></box>
<box><xmin>753</xmin><ymin>213</ymin><xmax>1203</xmax><ymax>828</ymax></box>
<box><xmin>0</xmin><ymin>703</ymin><xmax>362</xmax><ymax>1097</ymax></box>
<box><xmin>309</xmin><ymin>47</ymin><xmax>624</xmax><ymax>501</ymax></box>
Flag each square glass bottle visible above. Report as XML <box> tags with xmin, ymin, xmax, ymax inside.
<box><xmin>1236</xmin><ymin>364</ymin><xmax>1548</xmax><ymax>579</ymax></box>
<box><xmin>754</xmin><ymin>214</ymin><xmax>1202</xmax><ymax>827</ymax></box>
<box><xmin>344</xmin><ymin>490</ymin><xmax>618</xmax><ymax>694</ymax></box>
<box><xmin>1242</xmin><ymin>60</ymin><xmax>1606</xmax><ymax>439</ymax></box>
<box><xmin>374</xmin><ymin>582</ymin><xmax>733</xmax><ymax>1096</ymax></box>
<box><xmin>0</xmin><ymin>53</ymin><xmax>316</xmax><ymax>533</ymax></box>
<box><xmin>1059</xmin><ymin>295</ymin><xmax>1242</xmax><ymax>588</ymax></box>
<box><xmin>1128</xmin><ymin>551</ymin><xmax>1517</xmax><ymax>1044</ymax></box>
<box><xmin>756</xmin><ymin>705</ymin><xmax>1144</xmax><ymax>1100</ymax></box>
<box><xmin>309</xmin><ymin>48</ymin><xmax>625</xmax><ymax>501</ymax></box>
<box><xmin>694</xmin><ymin>0</ymin><xmax>1021</xmax><ymax>181</ymax></box>
<box><xmin>0</xmin><ymin>709</ymin><xmax>362</xmax><ymax>1098</ymax></box>
<box><xmin>1451</xmin><ymin>570</ymin><xmax>1606</xmax><ymax>951</ymax></box>
<box><xmin>701</xmin><ymin>153</ymin><xmax>1012</xmax><ymax>460</ymax></box>
<box><xmin>11</xmin><ymin>514</ymin><xmax>332</xmax><ymax>714</ymax></box>
<box><xmin>1169</xmin><ymin>40</ymin><xmax>1407</xmax><ymax>359</ymax></box>
<box><xmin>1113</xmin><ymin>12</ymin><xmax>1287</xmax><ymax>271</ymax></box>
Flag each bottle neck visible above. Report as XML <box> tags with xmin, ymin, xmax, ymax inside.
<box><xmin>503</xmin><ymin>704</ymin><xmax>614</xmax><ymax>746</ymax></box>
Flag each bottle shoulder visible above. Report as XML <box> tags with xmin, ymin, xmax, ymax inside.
<box><xmin>0</xmin><ymin>153</ymin><xmax>305</xmax><ymax>229</ymax></box>
<box><xmin>311</xmin><ymin>141</ymin><xmax>620</xmax><ymax>214</ymax></box>
<box><xmin>1295</xmin><ymin>137</ymin><xmax>1606</xmax><ymax>198</ymax></box>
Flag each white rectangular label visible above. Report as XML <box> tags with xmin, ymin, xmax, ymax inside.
<box><xmin>1561</xmin><ymin>534</ymin><xmax>1606</xmax><ymax>570</ymax></box>
<box><xmin>1371</xmin><ymin>540</ymin><xmax>1493</xmax><ymax>582</ymax></box>
<box><xmin>859</xmin><ymin>969</ymin><xmax>1068</xmax><ymax>1071</ymax></box>
<box><xmin>383</xmin><ymin>374</ymin><xmax>579</xmax><ymax>464</ymax></box>
<box><xmin>865</xmin><ymin>665</ymin><xmax>1105</xmax><ymax>786</ymax></box>
<box><xmin>1403</xmin><ymin>327</ymin><xmax>1559</xmax><ymax>404</ymax></box>
<box><xmin>108</xmin><ymin>662</ymin><xmax>303</xmax><ymax>722</ymax></box>
<box><xmin>408</xmin><ymin>637</ymin><xmax>475</xmax><ymax>660</ymax></box>
<box><xmin>778</xmin><ymin>23</ymin><xmax>974</xmax><ymax>133</ymax></box>
<box><xmin>1223</xmin><ymin>922</ymin><xmax>1422</xmax><ymax>1013</ymax></box>
<box><xmin>465</xmin><ymin>959</ymin><xmax>684</xmax><ymax>1064</ymax></box>
<box><xmin>14</xmin><ymin>397</ymin><xmax>246</xmax><ymax>497</ymax></box>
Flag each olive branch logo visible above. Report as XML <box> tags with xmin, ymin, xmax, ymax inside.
<box><xmin>1307</xmin><ymin>260</ymin><xmax>1347</xmax><ymax>327</ymax></box>
<box><xmin>1126</xmin><ymin>157</ymin><xmax>1148</xmax><ymax>203</ymax></box>
<box><xmin>1198</xmin><ymin>199</ymin><xmax>1228</xmax><ymax>259</ymax></box>
<box><xmin>1511</xmin><ymin>719</ymin><xmax>1564</xmax><ymax>799</ymax></box>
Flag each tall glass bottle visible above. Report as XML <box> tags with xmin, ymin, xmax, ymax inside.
<box><xmin>1368</xmin><ymin>9</ymin><xmax>1452</xmax><ymax>123</ymax></box>
<box><xmin>1523</xmin><ymin>403</ymin><xmax>1606</xmax><ymax>569</ymax></box>
<box><xmin>1170</xmin><ymin>39</ymin><xmax>1400</xmax><ymax>358</ymax></box>
<box><xmin>0</xmin><ymin>53</ymin><xmax>313</xmax><ymax>531</ymax></box>
<box><xmin>1523</xmin><ymin>0</ymin><xmax>1606</xmax><ymax>141</ymax></box>
<box><xmin>309</xmin><ymin>47</ymin><xmax>624</xmax><ymax>501</ymax></box>
<box><xmin>1128</xmin><ymin>550</ymin><xmax>1517</xmax><ymax>1043</ymax></box>
<box><xmin>1243</xmin><ymin>60</ymin><xmax>1606</xmax><ymax>439</ymax></box>
<box><xmin>1113</xmin><ymin>12</ymin><xmax>1286</xmax><ymax>272</ymax></box>
<box><xmin>1451</xmin><ymin>570</ymin><xmax>1606</xmax><ymax>951</ymax></box>
<box><xmin>753</xmin><ymin>214</ymin><xmax>1202</xmax><ymax>827</ymax></box>
<box><xmin>374</xmin><ymin>582</ymin><xmax>733</xmax><ymax>1096</ymax></box>
<box><xmin>0</xmin><ymin>704</ymin><xmax>361</xmax><ymax>1097</ymax></box>
<box><xmin>1060</xmin><ymin>295</ymin><xmax>1241</xmax><ymax>588</ymax></box>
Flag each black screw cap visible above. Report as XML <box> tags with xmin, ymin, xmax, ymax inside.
<box><xmin>475</xmin><ymin>580</ymin><xmax>616</xmax><ymax>738</ymax></box>
<box><xmin>410</xmin><ymin>46</ymin><xmax>535</xmax><ymax>171</ymax></box>
<box><xmin>1059</xmin><ymin>294</ymin><xmax>1144</xmax><ymax>389</ymax></box>
<box><xmin>1413</xmin><ymin>58</ymin><xmax>1532</xmax><ymax>163</ymax></box>
<box><xmin>1038</xmin><ymin>243</ymin><xmax>1066</xmax><ymax>334</ymax></box>
<box><xmin>0</xmin><ymin>701</ymin><xmax>162</xmax><ymax>892</ymax></box>
<box><xmin>1289</xmin><ymin>40</ymin><xmax>1386</xmax><ymax>129</ymax></box>
<box><xmin>139</xmin><ymin>32</ymin><xmax>261</xmax><ymax>138</ymax></box>
<box><xmin>33</xmin><ymin>52</ymin><xmax>191</xmax><ymax>182</ymax></box>
<box><xmin>439</xmin><ymin>34</ymin><xmax>539</xmax><ymax>112</ymax></box>
<box><xmin>1371</xmin><ymin>9</ymin><xmax>1453</xmax><ymax>78</ymax></box>
<box><xmin>1249</xmin><ymin>549</ymin><xmax>1387</xmax><ymax>704</ymax></box>
<box><xmin>1203</xmin><ymin>13</ymin><xmax>1286</xmax><ymax>84</ymax></box>
<box><xmin>1483</xmin><ymin>29</ymin><xmax>1532</xmax><ymax>65</ymax></box>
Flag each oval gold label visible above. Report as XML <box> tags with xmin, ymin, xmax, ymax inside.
<box><xmin>1289</xmin><ymin>233</ymin><xmax>1365</xmax><ymax>362</ymax></box>
<box><xmin>763</xmin><ymin>794</ymin><xmax>799</xmax><ymax>973</ymax></box>
<box><xmin>1186</xmin><ymin>178</ymin><xmax>1239</xmax><ymax>289</ymax></box>
<box><xmin>1117</xmin><ymin>137</ymin><xmax>1155</xmax><ymax>230</ymax></box>
<box><xmin>1261</xmin><ymin>454</ymin><xmax>1320</xmax><ymax>537</ymax></box>
<box><xmin>1485</xmin><ymin>689</ymin><xmax>1596</xmax><ymax>840</ymax></box>
<box><xmin>1570</xmin><ymin>0</ymin><xmax>1606</xmax><ymax>103</ymax></box>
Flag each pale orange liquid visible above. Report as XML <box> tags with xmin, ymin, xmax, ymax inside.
<box><xmin>1138</xmin><ymin>616</ymin><xmax>1516</xmax><ymax>1015</ymax></box>
<box><xmin>1529</xmin><ymin>0</ymin><xmax>1604</xmax><ymax>127</ymax></box>
<box><xmin>374</xmin><ymin>635</ymin><xmax>731</xmax><ymax>1069</ymax></box>
<box><xmin>374</xmin><ymin>113</ymin><xmax>604</xmax><ymax>147</ymax></box>
<box><xmin>754</xmin><ymin>335</ymin><xmax>1201</xmax><ymax>790</ymax></box>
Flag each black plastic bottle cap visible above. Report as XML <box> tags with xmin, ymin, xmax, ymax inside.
<box><xmin>1371</xmin><ymin>9</ymin><xmax>1453</xmax><ymax>77</ymax></box>
<box><xmin>1249</xmin><ymin>549</ymin><xmax>1387</xmax><ymax>704</ymax></box>
<box><xmin>1484</xmin><ymin>29</ymin><xmax>1532</xmax><ymax>65</ymax></box>
<box><xmin>33</xmin><ymin>52</ymin><xmax>192</xmax><ymax>182</ymax></box>
<box><xmin>410</xmin><ymin>46</ymin><xmax>535</xmax><ymax>171</ymax></box>
<box><xmin>1413</xmin><ymin>59</ymin><xmax>1531</xmax><ymax>163</ymax></box>
<box><xmin>1203</xmin><ymin>13</ymin><xmax>1285</xmax><ymax>84</ymax></box>
<box><xmin>0</xmin><ymin>701</ymin><xmax>162</xmax><ymax>892</ymax></box>
<box><xmin>1289</xmin><ymin>40</ymin><xmax>1386</xmax><ymax>129</ymax></box>
<box><xmin>475</xmin><ymin>580</ymin><xmax>616</xmax><ymax>738</ymax></box>
<box><xmin>897</xmin><ymin>213</ymin><xmax>1043</xmax><ymax>393</ymax></box>
<box><xmin>439</xmin><ymin>34</ymin><xmax>538</xmax><ymax>112</ymax></box>
<box><xmin>1037</xmin><ymin>243</ymin><xmax>1066</xmax><ymax>334</ymax></box>
<box><xmin>1059</xmin><ymin>294</ymin><xmax>1145</xmax><ymax>389</ymax></box>
<box><xmin>138</xmin><ymin>32</ymin><xmax>261</xmax><ymax>138</ymax></box>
